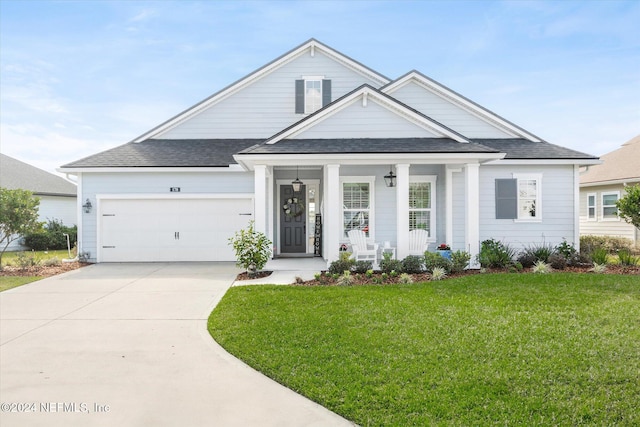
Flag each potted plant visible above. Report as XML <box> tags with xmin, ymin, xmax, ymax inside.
<box><xmin>437</xmin><ymin>243</ymin><xmax>452</xmax><ymax>260</ymax></box>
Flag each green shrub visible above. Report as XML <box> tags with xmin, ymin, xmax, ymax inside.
<box><xmin>228</xmin><ymin>221</ymin><xmax>272</xmax><ymax>275</ymax></box>
<box><xmin>401</xmin><ymin>255</ymin><xmax>424</xmax><ymax>274</ymax></box>
<box><xmin>398</xmin><ymin>273</ymin><xmax>414</xmax><ymax>284</ymax></box>
<box><xmin>352</xmin><ymin>260</ymin><xmax>373</xmax><ymax>274</ymax></box>
<box><xmin>23</xmin><ymin>219</ymin><xmax>77</xmax><ymax>251</ymax></box>
<box><xmin>555</xmin><ymin>239</ymin><xmax>577</xmax><ymax>259</ymax></box>
<box><xmin>42</xmin><ymin>257</ymin><xmax>61</xmax><ymax>267</ymax></box>
<box><xmin>449</xmin><ymin>250</ymin><xmax>471</xmax><ymax>273</ymax></box>
<box><xmin>15</xmin><ymin>251</ymin><xmax>40</xmax><ymax>270</ymax></box>
<box><xmin>478</xmin><ymin>239</ymin><xmax>516</xmax><ymax>268</ymax></box>
<box><xmin>424</xmin><ymin>251</ymin><xmax>452</xmax><ymax>273</ymax></box>
<box><xmin>519</xmin><ymin>242</ymin><xmax>555</xmax><ymax>264</ymax></box>
<box><xmin>336</xmin><ymin>271</ymin><xmax>353</xmax><ymax>286</ymax></box>
<box><xmin>617</xmin><ymin>249</ymin><xmax>639</xmax><ymax>266</ymax></box>
<box><xmin>548</xmin><ymin>253</ymin><xmax>567</xmax><ymax>270</ymax></box>
<box><xmin>580</xmin><ymin>235</ymin><xmax>634</xmax><ymax>255</ymax></box>
<box><xmin>430</xmin><ymin>267</ymin><xmax>447</xmax><ymax>281</ymax></box>
<box><xmin>532</xmin><ymin>260</ymin><xmax>551</xmax><ymax>274</ymax></box>
<box><xmin>329</xmin><ymin>252</ymin><xmax>355</xmax><ymax>275</ymax></box>
<box><xmin>379</xmin><ymin>252</ymin><xmax>402</xmax><ymax>274</ymax></box>
<box><xmin>591</xmin><ymin>247</ymin><xmax>609</xmax><ymax>265</ymax></box>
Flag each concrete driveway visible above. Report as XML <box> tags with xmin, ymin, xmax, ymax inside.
<box><xmin>0</xmin><ymin>263</ymin><xmax>352</xmax><ymax>427</ymax></box>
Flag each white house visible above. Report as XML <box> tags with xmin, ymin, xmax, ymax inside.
<box><xmin>1</xmin><ymin>153</ymin><xmax>77</xmax><ymax>251</ymax></box>
<box><xmin>59</xmin><ymin>39</ymin><xmax>599</xmax><ymax>266</ymax></box>
<box><xmin>579</xmin><ymin>135</ymin><xmax>640</xmax><ymax>246</ymax></box>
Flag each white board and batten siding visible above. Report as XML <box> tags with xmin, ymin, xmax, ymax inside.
<box><xmin>80</xmin><ymin>171</ymin><xmax>254</xmax><ymax>263</ymax></box>
<box><xmin>479</xmin><ymin>165</ymin><xmax>577</xmax><ymax>250</ymax></box>
<box><xmin>158</xmin><ymin>50</ymin><xmax>384</xmax><ymax>140</ymax></box>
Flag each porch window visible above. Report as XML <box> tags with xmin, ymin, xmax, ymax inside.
<box><xmin>409</xmin><ymin>176</ymin><xmax>436</xmax><ymax>237</ymax></box>
<box><xmin>341</xmin><ymin>177</ymin><xmax>374</xmax><ymax>238</ymax></box>
<box><xmin>587</xmin><ymin>193</ymin><xmax>596</xmax><ymax>220</ymax></box>
<box><xmin>601</xmin><ymin>191</ymin><xmax>619</xmax><ymax>220</ymax></box>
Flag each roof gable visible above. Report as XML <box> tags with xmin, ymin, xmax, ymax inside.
<box><xmin>383</xmin><ymin>71</ymin><xmax>542</xmax><ymax>141</ymax></box>
<box><xmin>133</xmin><ymin>39</ymin><xmax>390</xmax><ymax>142</ymax></box>
<box><xmin>265</xmin><ymin>85</ymin><xmax>469</xmax><ymax>144</ymax></box>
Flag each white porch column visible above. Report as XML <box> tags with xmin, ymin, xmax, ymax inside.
<box><xmin>465</xmin><ymin>163</ymin><xmax>480</xmax><ymax>268</ymax></box>
<box><xmin>324</xmin><ymin>164</ymin><xmax>341</xmax><ymax>265</ymax></box>
<box><xmin>573</xmin><ymin>164</ymin><xmax>581</xmax><ymax>252</ymax></box>
<box><xmin>396</xmin><ymin>164</ymin><xmax>410</xmax><ymax>259</ymax></box>
<box><xmin>266</xmin><ymin>166</ymin><xmax>274</xmax><ymax>245</ymax></box>
<box><xmin>254</xmin><ymin>165</ymin><xmax>267</xmax><ymax>235</ymax></box>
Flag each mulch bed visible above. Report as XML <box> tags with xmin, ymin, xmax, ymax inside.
<box><xmin>0</xmin><ymin>262</ymin><xmax>89</xmax><ymax>278</ymax></box>
<box><xmin>235</xmin><ymin>271</ymin><xmax>273</xmax><ymax>281</ymax></box>
<box><xmin>293</xmin><ymin>265</ymin><xmax>640</xmax><ymax>286</ymax></box>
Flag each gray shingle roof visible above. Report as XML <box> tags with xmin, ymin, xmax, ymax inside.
<box><xmin>239</xmin><ymin>138</ymin><xmax>499</xmax><ymax>155</ymax></box>
<box><xmin>1</xmin><ymin>154</ymin><xmax>76</xmax><ymax>196</ymax></box>
<box><xmin>472</xmin><ymin>139</ymin><xmax>598</xmax><ymax>159</ymax></box>
<box><xmin>580</xmin><ymin>135</ymin><xmax>640</xmax><ymax>184</ymax></box>
<box><xmin>61</xmin><ymin>139</ymin><xmax>263</xmax><ymax>168</ymax></box>
<box><xmin>60</xmin><ymin>138</ymin><xmax>599</xmax><ymax>169</ymax></box>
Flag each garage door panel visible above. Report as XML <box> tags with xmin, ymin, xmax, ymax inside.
<box><xmin>100</xmin><ymin>198</ymin><xmax>253</xmax><ymax>262</ymax></box>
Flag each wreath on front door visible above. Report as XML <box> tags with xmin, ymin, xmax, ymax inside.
<box><xmin>283</xmin><ymin>197</ymin><xmax>305</xmax><ymax>218</ymax></box>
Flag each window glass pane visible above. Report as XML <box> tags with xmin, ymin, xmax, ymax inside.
<box><xmin>588</xmin><ymin>207</ymin><xmax>595</xmax><ymax>218</ymax></box>
<box><xmin>519</xmin><ymin>180</ymin><xmax>537</xmax><ymax>198</ymax></box>
<box><xmin>409</xmin><ymin>182</ymin><xmax>431</xmax><ymax>209</ymax></box>
<box><xmin>520</xmin><ymin>199</ymin><xmax>537</xmax><ymax>218</ymax></box>
<box><xmin>602</xmin><ymin>194</ymin><xmax>618</xmax><ymax>205</ymax></box>
<box><xmin>343</xmin><ymin>183</ymin><xmax>369</xmax><ymax>209</ymax></box>
<box><xmin>603</xmin><ymin>206</ymin><xmax>618</xmax><ymax>218</ymax></box>
<box><xmin>343</xmin><ymin>211</ymin><xmax>369</xmax><ymax>237</ymax></box>
<box><xmin>409</xmin><ymin>211</ymin><xmax>430</xmax><ymax>233</ymax></box>
<box><xmin>588</xmin><ymin>195</ymin><xmax>595</xmax><ymax>206</ymax></box>
<box><xmin>305</xmin><ymin>80</ymin><xmax>321</xmax><ymax>113</ymax></box>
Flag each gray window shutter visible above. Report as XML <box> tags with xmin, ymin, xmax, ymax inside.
<box><xmin>495</xmin><ymin>179</ymin><xmax>517</xmax><ymax>219</ymax></box>
<box><xmin>295</xmin><ymin>80</ymin><xmax>304</xmax><ymax>114</ymax></box>
<box><xmin>322</xmin><ymin>79</ymin><xmax>331</xmax><ymax>107</ymax></box>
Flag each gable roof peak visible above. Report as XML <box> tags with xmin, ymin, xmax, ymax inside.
<box><xmin>132</xmin><ymin>38</ymin><xmax>390</xmax><ymax>142</ymax></box>
<box><xmin>384</xmin><ymin>69</ymin><xmax>544</xmax><ymax>142</ymax></box>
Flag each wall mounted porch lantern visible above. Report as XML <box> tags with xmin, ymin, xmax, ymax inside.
<box><xmin>292</xmin><ymin>166</ymin><xmax>304</xmax><ymax>193</ymax></box>
<box><xmin>82</xmin><ymin>199</ymin><xmax>93</xmax><ymax>213</ymax></box>
<box><xmin>384</xmin><ymin>166</ymin><xmax>396</xmax><ymax>187</ymax></box>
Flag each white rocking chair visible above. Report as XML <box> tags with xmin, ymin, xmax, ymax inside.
<box><xmin>347</xmin><ymin>230</ymin><xmax>379</xmax><ymax>265</ymax></box>
<box><xmin>408</xmin><ymin>229</ymin><xmax>430</xmax><ymax>256</ymax></box>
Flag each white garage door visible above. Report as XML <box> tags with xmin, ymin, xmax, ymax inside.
<box><xmin>99</xmin><ymin>197</ymin><xmax>253</xmax><ymax>262</ymax></box>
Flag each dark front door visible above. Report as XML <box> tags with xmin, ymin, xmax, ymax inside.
<box><xmin>280</xmin><ymin>185</ymin><xmax>306</xmax><ymax>254</ymax></box>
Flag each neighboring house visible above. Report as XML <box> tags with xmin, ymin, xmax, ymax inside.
<box><xmin>1</xmin><ymin>153</ymin><xmax>77</xmax><ymax>251</ymax></box>
<box><xmin>579</xmin><ymin>135</ymin><xmax>640</xmax><ymax>246</ymax></box>
<box><xmin>59</xmin><ymin>39</ymin><xmax>599</xmax><ymax>266</ymax></box>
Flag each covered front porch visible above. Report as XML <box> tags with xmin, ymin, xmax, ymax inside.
<box><xmin>241</xmin><ymin>152</ymin><xmax>503</xmax><ymax>269</ymax></box>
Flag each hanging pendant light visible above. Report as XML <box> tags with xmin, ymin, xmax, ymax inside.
<box><xmin>292</xmin><ymin>166</ymin><xmax>303</xmax><ymax>192</ymax></box>
<box><xmin>384</xmin><ymin>166</ymin><xmax>396</xmax><ymax>187</ymax></box>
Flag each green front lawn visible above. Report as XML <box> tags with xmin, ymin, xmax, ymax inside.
<box><xmin>209</xmin><ymin>273</ymin><xmax>640</xmax><ymax>426</ymax></box>
<box><xmin>0</xmin><ymin>276</ymin><xmax>43</xmax><ymax>292</ymax></box>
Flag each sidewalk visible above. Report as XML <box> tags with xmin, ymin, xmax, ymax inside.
<box><xmin>234</xmin><ymin>257</ymin><xmax>326</xmax><ymax>285</ymax></box>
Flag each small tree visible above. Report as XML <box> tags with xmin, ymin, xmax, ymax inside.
<box><xmin>616</xmin><ymin>184</ymin><xmax>640</xmax><ymax>229</ymax></box>
<box><xmin>228</xmin><ymin>221</ymin><xmax>272</xmax><ymax>276</ymax></box>
<box><xmin>0</xmin><ymin>188</ymin><xmax>42</xmax><ymax>269</ymax></box>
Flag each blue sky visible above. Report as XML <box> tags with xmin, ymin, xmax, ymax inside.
<box><xmin>1</xmin><ymin>0</ymin><xmax>638</xmax><ymax>176</ymax></box>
